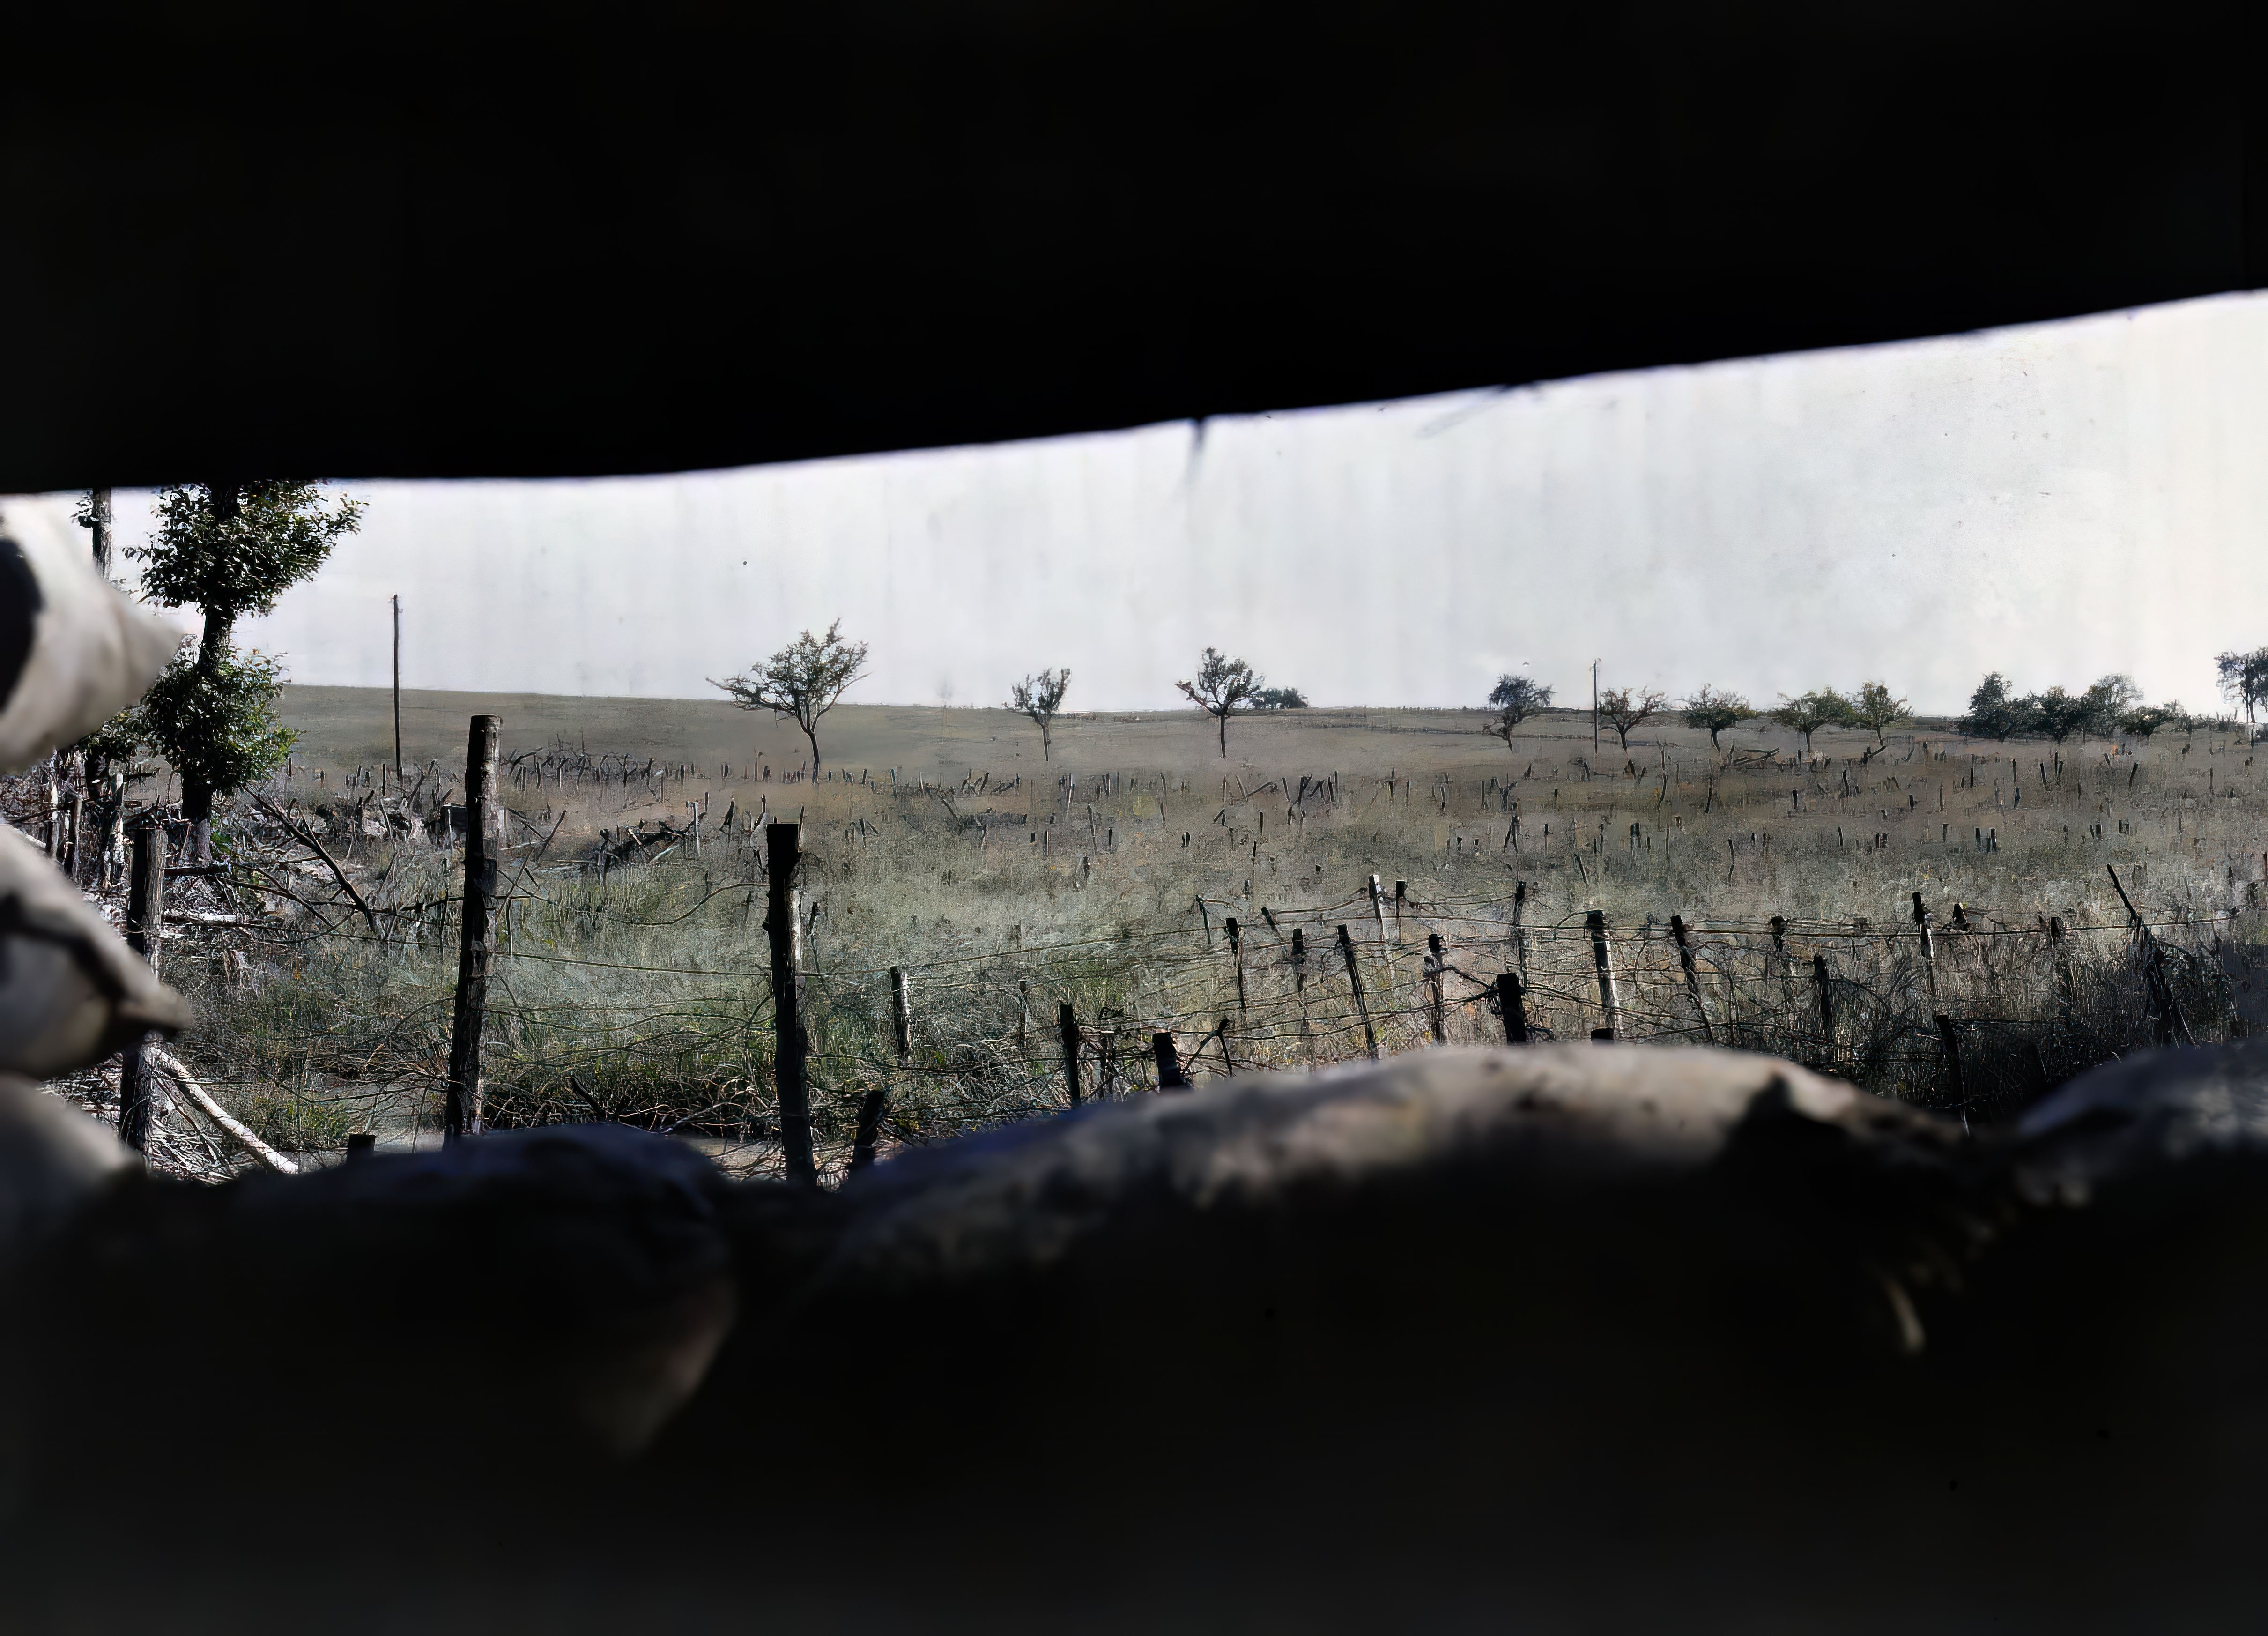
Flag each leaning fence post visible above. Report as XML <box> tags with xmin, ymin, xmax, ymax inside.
<box><xmin>1586</xmin><ymin>909</ymin><xmax>1621</xmax><ymax>1037</ymax></box>
<box><xmin>1912</xmin><ymin>892</ymin><xmax>1939</xmax><ymax>1004</ymax></box>
<box><xmin>1497</xmin><ymin>971</ymin><xmax>1529</xmax><ymax>1044</ymax></box>
<box><xmin>2048</xmin><ymin>915</ymin><xmax>2074</xmax><ymax>1009</ymax></box>
<box><xmin>1668</xmin><ymin>914</ymin><xmax>1713</xmax><ymax>1042</ymax></box>
<box><xmin>1058</xmin><ymin>1000</ymin><xmax>1082</xmax><ymax>1105</ymax></box>
<box><xmin>1337</xmin><ymin>923</ymin><xmax>1380</xmax><ymax>1060</ymax></box>
<box><xmin>117</xmin><ymin>816</ymin><xmax>165</xmax><ymax>1153</ymax></box>
<box><xmin>1152</xmin><ymin>1031</ymin><xmax>1191</xmax><ymax>1090</ymax></box>
<box><xmin>444</xmin><ymin>714</ymin><xmax>500</xmax><ymax>1144</ymax></box>
<box><xmin>1425</xmin><ymin>932</ymin><xmax>1446</xmax><ymax>1043</ymax></box>
<box><xmin>1292</xmin><ymin>926</ymin><xmax>1314</xmax><ymax>1057</ymax></box>
<box><xmin>766</xmin><ymin>820</ymin><xmax>816</xmax><ymax>1184</ymax></box>
<box><xmin>1225</xmin><ymin>915</ymin><xmax>1247</xmax><ymax>1013</ymax></box>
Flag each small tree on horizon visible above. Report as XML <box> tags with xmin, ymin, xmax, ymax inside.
<box><xmin>2024</xmin><ymin>685</ymin><xmax>2090</xmax><ymax>744</ymax></box>
<box><xmin>1006</xmin><ymin>667</ymin><xmax>1072</xmax><ymax>759</ymax></box>
<box><xmin>1597</xmin><ymin>685</ymin><xmax>1667</xmax><ymax>754</ymax></box>
<box><xmin>2215</xmin><ymin>645</ymin><xmax>2268</xmax><ymax>731</ymax></box>
<box><xmin>1771</xmin><ymin>688</ymin><xmax>1853</xmax><ymax>756</ymax></box>
<box><xmin>1177</xmin><ymin>647</ymin><xmax>1265</xmax><ymax>757</ymax></box>
<box><xmin>1851</xmin><ymin>680</ymin><xmax>1910</xmax><ymax>746</ymax></box>
<box><xmin>2081</xmin><ymin>674</ymin><xmax>2142</xmax><ymax>740</ymax></box>
<box><xmin>712</xmin><ymin>618</ymin><xmax>871</xmax><ymax>776</ymax></box>
<box><xmin>1484</xmin><ymin>674</ymin><xmax>1554</xmax><ymax>755</ymax></box>
<box><xmin>1958</xmin><ymin>672</ymin><xmax>2024</xmax><ymax>741</ymax></box>
<box><xmin>1252</xmin><ymin>686</ymin><xmax>1309</xmax><ymax>711</ymax></box>
<box><xmin>2118</xmin><ymin>701</ymin><xmax>2177</xmax><ymax>740</ymax></box>
<box><xmin>130</xmin><ymin>480</ymin><xmax>363</xmax><ymax>862</ymax></box>
<box><xmin>1680</xmin><ymin>684</ymin><xmax>1749</xmax><ymax>749</ymax></box>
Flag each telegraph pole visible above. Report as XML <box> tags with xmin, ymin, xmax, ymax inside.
<box><xmin>392</xmin><ymin>594</ymin><xmax>403</xmax><ymax>776</ymax></box>
<box><xmin>1592</xmin><ymin>659</ymin><xmax>1601</xmax><ymax>752</ymax></box>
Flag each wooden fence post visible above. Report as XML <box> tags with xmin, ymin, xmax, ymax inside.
<box><xmin>1586</xmin><ymin>909</ymin><xmax>1621</xmax><ymax>1037</ymax></box>
<box><xmin>444</xmin><ymin>715</ymin><xmax>500</xmax><ymax>1144</ymax></box>
<box><xmin>1669</xmin><ymin>915</ymin><xmax>1713</xmax><ymax>1042</ymax></box>
<box><xmin>890</xmin><ymin>966</ymin><xmax>913</xmax><ymax>1058</ymax></box>
<box><xmin>1219</xmin><ymin>913</ymin><xmax>1248</xmax><ymax>1014</ymax></box>
<box><xmin>1152</xmin><ymin>1031</ymin><xmax>1190</xmax><ymax>1090</ymax></box>
<box><xmin>2048</xmin><ymin>915</ymin><xmax>2074</xmax><ymax>1009</ymax></box>
<box><xmin>1292</xmin><ymin>926</ymin><xmax>1313</xmax><ymax>1057</ymax></box>
<box><xmin>766</xmin><ymin>820</ymin><xmax>816</xmax><ymax>1184</ymax></box>
<box><xmin>1337</xmin><ymin>923</ymin><xmax>1379</xmax><ymax>1060</ymax></box>
<box><xmin>1812</xmin><ymin>952</ymin><xmax>1836</xmax><ymax>1044</ymax></box>
<box><xmin>1425</xmin><ymin>932</ymin><xmax>1446</xmax><ymax>1043</ymax></box>
<box><xmin>1497</xmin><ymin>971</ymin><xmax>1529</xmax><ymax>1044</ymax></box>
<box><xmin>1912</xmin><ymin>892</ymin><xmax>1939</xmax><ymax>1004</ymax></box>
<box><xmin>1770</xmin><ymin>914</ymin><xmax>1793</xmax><ymax>1002</ymax></box>
<box><xmin>1511</xmin><ymin>879</ymin><xmax>1529</xmax><ymax>971</ymax></box>
<box><xmin>117</xmin><ymin>817</ymin><xmax>164</xmax><ymax>1153</ymax></box>
<box><xmin>1935</xmin><ymin>1013</ymin><xmax>1967</xmax><ymax>1128</ymax></box>
<box><xmin>1367</xmin><ymin>873</ymin><xmax>1391</xmax><ymax>951</ymax></box>
<box><xmin>1058</xmin><ymin>1001</ymin><xmax>1082</xmax><ymax>1105</ymax></box>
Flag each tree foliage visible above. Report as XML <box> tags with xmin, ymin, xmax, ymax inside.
<box><xmin>1957</xmin><ymin>672</ymin><xmax>2024</xmax><ymax>740</ymax></box>
<box><xmin>1850</xmin><ymin>681</ymin><xmax>1909</xmax><ymax>744</ymax></box>
<box><xmin>2216</xmin><ymin>646</ymin><xmax>2268</xmax><ymax>727</ymax></box>
<box><xmin>1252</xmin><ymin>686</ymin><xmax>1309</xmax><ymax>711</ymax></box>
<box><xmin>1176</xmin><ymin>647</ymin><xmax>1264</xmax><ymax>757</ymax></box>
<box><xmin>128</xmin><ymin>481</ymin><xmax>361</xmax><ymax>857</ymax></box>
<box><xmin>1484</xmin><ymin>674</ymin><xmax>1553</xmax><ymax>753</ymax></box>
<box><xmin>1006</xmin><ymin>667</ymin><xmax>1072</xmax><ymax>759</ymax></box>
<box><xmin>1597</xmin><ymin>685</ymin><xmax>1667</xmax><ymax>753</ymax></box>
<box><xmin>1680</xmin><ymin>684</ymin><xmax>1749</xmax><ymax>749</ymax></box>
<box><xmin>712</xmin><ymin>618</ymin><xmax>871</xmax><ymax>774</ymax></box>
<box><xmin>2081</xmin><ymin>674</ymin><xmax>2142</xmax><ymax>739</ymax></box>
<box><xmin>1771</xmin><ymin>688</ymin><xmax>1853</xmax><ymax>754</ymax></box>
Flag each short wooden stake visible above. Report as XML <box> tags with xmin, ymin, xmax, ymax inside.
<box><xmin>1669</xmin><ymin>914</ymin><xmax>1713</xmax><ymax>1042</ymax></box>
<box><xmin>1224</xmin><ymin>915</ymin><xmax>1248</xmax><ymax>1013</ymax></box>
<box><xmin>1497</xmin><ymin>971</ymin><xmax>1529</xmax><ymax>1044</ymax></box>
<box><xmin>1337</xmin><ymin>923</ymin><xmax>1379</xmax><ymax>1060</ymax></box>
<box><xmin>1425</xmin><ymin>932</ymin><xmax>1446</xmax><ymax>1043</ymax></box>
<box><xmin>1058</xmin><ymin>1001</ymin><xmax>1082</xmax><ymax>1105</ymax></box>
<box><xmin>1152</xmin><ymin>1031</ymin><xmax>1190</xmax><ymax>1090</ymax></box>
<box><xmin>890</xmin><ymin>966</ymin><xmax>913</xmax><ymax>1058</ymax></box>
<box><xmin>1812</xmin><ymin>952</ymin><xmax>1836</xmax><ymax>1043</ymax></box>
<box><xmin>1586</xmin><ymin>909</ymin><xmax>1621</xmax><ymax>1036</ymax></box>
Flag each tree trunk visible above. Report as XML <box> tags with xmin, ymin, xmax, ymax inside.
<box><xmin>1217</xmin><ymin>712</ymin><xmax>1228</xmax><ymax>758</ymax></box>
<box><xmin>183</xmin><ymin>611</ymin><xmax>233</xmax><ymax>863</ymax></box>
<box><xmin>1041</xmin><ymin>720</ymin><xmax>1051</xmax><ymax>760</ymax></box>
<box><xmin>804</xmin><ymin>726</ymin><xmax>822</xmax><ymax>777</ymax></box>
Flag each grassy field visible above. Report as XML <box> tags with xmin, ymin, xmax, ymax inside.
<box><xmin>126</xmin><ymin>687</ymin><xmax>2268</xmax><ymax>1178</ymax></box>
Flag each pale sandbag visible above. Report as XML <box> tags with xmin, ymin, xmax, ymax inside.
<box><xmin>0</xmin><ymin>825</ymin><xmax>191</xmax><ymax>1076</ymax></box>
<box><xmin>0</xmin><ymin>1072</ymin><xmax>133</xmax><ymax>1250</ymax></box>
<box><xmin>0</xmin><ymin>498</ymin><xmax>184</xmax><ymax>773</ymax></box>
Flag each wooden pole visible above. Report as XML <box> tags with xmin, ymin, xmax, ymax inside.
<box><xmin>1669</xmin><ymin>914</ymin><xmax>1713</xmax><ymax>1042</ymax></box>
<box><xmin>767</xmin><ymin>821</ymin><xmax>815</xmax><ymax>1182</ymax></box>
<box><xmin>1058</xmin><ymin>1001</ymin><xmax>1082</xmax><ymax>1106</ymax></box>
<box><xmin>1912</xmin><ymin>892</ymin><xmax>1939</xmax><ymax>1004</ymax></box>
<box><xmin>1812</xmin><ymin>952</ymin><xmax>1836</xmax><ymax>1044</ymax></box>
<box><xmin>1337</xmin><ymin>923</ymin><xmax>1379</xmax><ymax>1060</ymax></box>
<box><xmin>1292</xmin><ymin>926</ymin><xmax>1313</xmax><ymax>1059</ymax></box>
<box><xmin>1425</xmin><ymin>932</ymin><xmax>1446</xmax><ymax>1043</ymax></box>
<box><xmin>117</xmin><ymin>817</ymin><xmax>164</xmax><ymax>1153</ymax></box>
<box><xmin>1511</xmin><ymin>879</ymin><xmax>1529</xmax><ymax>972</ymax></box>
<box><xmin>890</xmin><ymin>966</ymin><xmax>913</xmax><ymax>1058</ymax></box>
<box><xmin>1152</xmin><ymin>1031</ymin><xmax>1190</xmax><ymax>1090</ymax></box>
<box><xmin>2048</xmin><ymin>914</ymin><xmax>2074</xmax><ymax>1009</ymax></box>
<box><xmin>1586</xmin><ymin>909</ymin><xmax>1620</xmax><ymax>1037</ymax></box>
<box><xmin>1497</xmin><ymin>971</ymin><xmax>1529</xmax><ymax>1044</ymax></box>
<box><xmin>849</xmin><ymin>1086</ymin><xmax>888</xmax><ymax>1175</ymax></box>
<box><xmin>391</xmin><ymin>595</ymin><xmax>403</xmax><ymax>776</ymax></box>
<box><xmin>444</xmin><ymin>715</ymin><xmax>500</xmax><ymax>1143</ymax></box>
<box><xmin>1225</xmin><ymin>915</ymin><xmax>1247</xmax><ymax>1013</ymax></box>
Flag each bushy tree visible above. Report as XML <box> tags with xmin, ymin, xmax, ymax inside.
<box><xmin>1771</xmin><ymin>688</ymin><xmax>1853</xmax><ymax>755</ymax></box>
<box><xmin>129</xmin><ymin>481</ymin><xmax>363</xmax><ymax>860</ymax></box>
<box><xmin>1851</xmin><ymin>680</ymin><xmax>1909</xmax><ymax>745</ymax></box>
<box><xmin>1177</xmin><ymin>647</ymin><xmax>1264</xmax><ymax>757</ymax></box>
<box><xmin>1485</xmin><ymin>674</ymin><xmax>1554</xmax><ymax>754</ymax></box>
<box><xmin>712</xmin><ymin>618</ymin><xmax>871</xmax><ymax>774</ymax></box>
<box><xmin>2075</xmin><ymin>674</ymin><xmax>2140</xmax><ymax>741</ymax></box>
<box><xmin>1958</xmin><ymin>672</ymin><xmax>2024</xmax><ymax>740</ymax></box>
<box><xmin>2024</xmin><ymin>685</ymin><xmax>2090</xmax><ymax>744</ymax></box>
<box><xmin>2117</xmin><ymin>702</ymin><xmax>2177</xmax><ymax>740</ymax></box>
<box><xmin>1006</xmin><ymin>667</ymin><xmax>1072</xmax><ymax>759</ymax></box>
<box><xmin>1597</xmin><ymin>685</ymin><xmax>1667</xmax><ymax>753</ymax></box>
<box><xmin>1680</xmin><ymin>684</ymin><xmax>1749</xmax><ymax>749</ymax></box>
<box><xmin>2216</xmin><ymin>646</ymin><xmax>2268</xmax><ymax>731</ymax></box>
<box><xmin>1252</xmin><ymin>686</ymin><xmax>1309</xmax><ymax>711</ymax></box>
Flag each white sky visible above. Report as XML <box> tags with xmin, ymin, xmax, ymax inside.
<box><xmin>27</xmin><ymin>290</ymin><xmax>2268</xmax><ymax>715</ymax></box>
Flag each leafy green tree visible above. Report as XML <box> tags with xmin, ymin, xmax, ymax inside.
<box><xmin>1485</xmin><ymin>674</ymin><xmax>1554</xmax><ymax>755</ymax></box>
<box><xmin>1597</xmin><ymin>685</ymin><xmax>1667</xmax><ymax>753</ymax></box>
<box><xmin>2117</xmin><ymin>702</ymin><xmax>2177</xmax><ymax>740</ymax></box>
<box><xmin>2024</xmin><ymin>686</ymin><xmax>2091</xmax><ymax>744</ymax></box>
<box><xmin>1851</xmin><ymin>680</ymin><xmax>1909</xmax><ymax>745</ymax></box>
<box><xmin>1176</xmin><ymin>647</ymin><xmax>1264</xmax><ymax>757</ymax></box>
<box><xmin>129</xmin><ymin>481</ymin><xmax>363</xmax><ymax>861</ymax></box>
<box><xmin>1006</xmin><ymin>667</ymin><xmax>1072</xmax><ymax>759</ymax></box>
<box><xmin>1252</xmin><ymin>686</ymin><xmax>1309</xmax><ymax>711</ymax></box>
<box><xmin>1957</xmin><ymin>672</ymin><xmax>2024</xmax><ymax>741</ymax></box>
<box><xmin>1680</xmin><ymin>684</ymin><xmax>1749</xmax><ymax>749</ymax></box>
<box><xmin>1771</xmin><ymin>688</ymin><xmax>1853</xmax><ymax>755</ymax></box>
<box><xmin>713</xmin><ymin>618</ymin><xmax>871</xmax><ymax>775</ymax></box>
